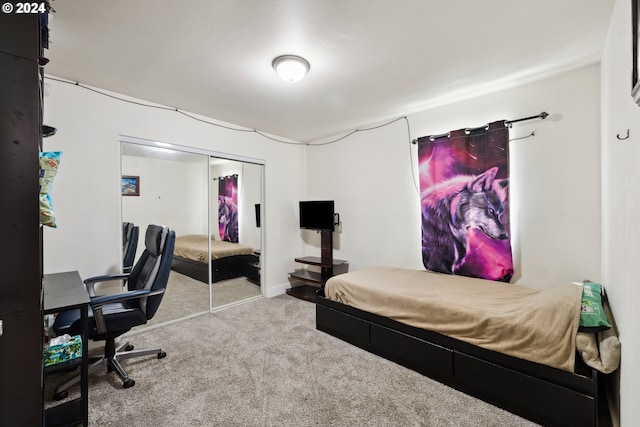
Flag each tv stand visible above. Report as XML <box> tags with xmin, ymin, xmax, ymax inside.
<box><xmin>287</xmin><ymin>230</ymin><xmax>347</xmax><ymax>302</ymax></box>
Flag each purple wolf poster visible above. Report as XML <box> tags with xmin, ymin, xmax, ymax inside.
<box><xmin>218</xmin><ymin>175</ymin><xmax>239</xmax><ymax>243</ymax></box>
<box><xmin>418</xmin><ymin>120</ymin><xmax>513</xmax><ymax>282</ymax></box>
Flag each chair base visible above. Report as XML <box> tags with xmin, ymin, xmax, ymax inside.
<box><xmin>54</xmin><ymin>340</ymin><xmax>166</xmax><ymax>400</ymax></box>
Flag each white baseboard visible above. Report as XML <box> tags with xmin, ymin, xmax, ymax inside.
<box><xmin>265</xmin><ymin>282</ymin><xmax>290</xmax><ymax>298</ymax></box>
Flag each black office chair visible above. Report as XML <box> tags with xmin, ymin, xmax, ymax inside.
<box><xmin>52</xmin><ymin>224</ymin><xmax>176</xmax><ymax>399</ymax></box>
<box><xmin>122</xmin><ymin>222</ymin><xmax>139</xmax><ymax>273</ymax></box>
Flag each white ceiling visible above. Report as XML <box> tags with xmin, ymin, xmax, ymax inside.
<box><xmin>45</xmin><ymin>0</ymin><xmax>614</xmax><ymax>143</ymax></box>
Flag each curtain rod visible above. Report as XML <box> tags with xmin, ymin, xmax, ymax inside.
<box><xmin>213</xmin><ymin>174</ymin><xmax>239</xmax><ymax>180</ymax></box>
<box><xmin>505</xmin><ymin>111</ymin><xmax>548</xmax><ymax>126</ymax></box>
<box><xmin>411</xmin><ymin>111</ymin><xmax>548</xmax><ymax>144</ymax></box>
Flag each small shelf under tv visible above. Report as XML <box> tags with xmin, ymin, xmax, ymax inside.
<box><xmin>290</xmin><ymin>268</ymin><xmax>324</xmax><ymax>285</ymax></box>
<box><xmin>284</xmin><ymin>283</ymin><xmax>321</xmax><ymax>302</ymax></box>
<box><xmin>287</xmin><ymin>230</ymin><xmax>348</xmax><ymax>303</ymax></box>
<box><xmin>293</xmin><ymin>256</ymin><xmax>348</xmax><ymax>268</ymax></box>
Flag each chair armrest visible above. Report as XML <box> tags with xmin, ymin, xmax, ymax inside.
<box><xmin>90</xmin><ymin>289</ymin><xmax>151</xmax><ymax>307</ymax></box>
<box><xmin>83</xmin><ymin>273</ymin><xmax>130</xmax><ymax>296</ymax></box>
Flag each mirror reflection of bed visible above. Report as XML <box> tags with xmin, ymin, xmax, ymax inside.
<box><xmin>120</xmin><ymin>140</ymin><xmax>263</xmax><ymax>331</ymax></box>
<box><xmin>172</xmin><ymin>235</ymin><xmax>259</xmax><ymax>287</ymax></box>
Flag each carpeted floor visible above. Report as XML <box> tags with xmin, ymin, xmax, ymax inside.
<box><xmin>142</xmin><ymin>271</ymin><xmax>262</xmax><ymax>329</ymax></box>
<box><xmin>45</xmin><ymin>295</ymin><xmax>539</xmax><ymax>426</ymax></box>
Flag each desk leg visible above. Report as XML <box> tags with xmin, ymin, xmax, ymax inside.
<box><xmin>81</xmin><ymin>305</ymin><xmax>88</xmax><ymax>425</ymax></box>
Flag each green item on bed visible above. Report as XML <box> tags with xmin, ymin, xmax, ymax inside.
<box><xmin>579</xmin><ymin>282</ymin><xmax>611</xmax><ymax>332</ymax></box>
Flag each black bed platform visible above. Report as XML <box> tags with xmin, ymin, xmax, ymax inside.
<box><xmin>171</xmin><ymin>254</ymin><xmax>258</xmax><ymax>284</ymax></box>
<box><xmin>316</xmin><ymin>292</ymin><xmax>608</xmax><ymax>427</ymax></box>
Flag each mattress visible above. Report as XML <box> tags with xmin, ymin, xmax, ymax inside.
<box><xmin>324</xmin><ymin>266</ymin><xmax>583</xmax><ymax>371</ymax></box>
<box><xmin>173</xmin><ymin>234</ymin><xmax>254</xmax><ymax>262</ymax></box>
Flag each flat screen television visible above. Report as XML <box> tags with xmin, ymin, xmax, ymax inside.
<box><xmin>299</xmin><ymin>200</ymin><xmax>335</xmax><ymax>231</ymax></box>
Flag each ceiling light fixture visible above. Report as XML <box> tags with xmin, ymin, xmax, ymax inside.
<box><xmin>272</xmin><ymin>55</ymin><xmax>310</xmax><ymax>82</ymax></box>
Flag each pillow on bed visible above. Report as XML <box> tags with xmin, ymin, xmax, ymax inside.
<box><xmin>579</xmin><ymin>282</ymin><xmax>611</xmax><ymax>332</ymax></box>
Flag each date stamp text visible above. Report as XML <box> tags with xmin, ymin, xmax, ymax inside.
<box><xmin>2</xmin><ymin>2</ymin><xmax>47</xmax><ymax>14</ymax></box>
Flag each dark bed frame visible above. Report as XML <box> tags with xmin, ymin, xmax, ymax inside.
<box><xmin>171</xmin><ymin>254</ymin><xmax>258</xmax><ymax>284</ymax></box>
<box><xmin>316</xmin><ymin>291</ymin><xmax>607</xmax><ymax>427</ymax></box>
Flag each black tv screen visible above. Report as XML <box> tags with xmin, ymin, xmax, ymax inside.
<box><xmin>299</xmin><ymin>200</ymin><xmax>335</xmax><ymax>231</ymax></box>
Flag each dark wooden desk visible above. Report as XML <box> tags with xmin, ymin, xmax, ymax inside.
<box><xmin>43</xmin><ymin>271</ymin><xmax>90</xmax><ymax>427</ymax></box>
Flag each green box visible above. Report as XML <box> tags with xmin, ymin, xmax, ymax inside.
<box><xmin>44</xmin><ymin>335</ymin><xmax>82</xmax><ymax>367</ymax></box>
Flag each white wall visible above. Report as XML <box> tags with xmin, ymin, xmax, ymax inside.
<box><xmin>121</xmin><ymin>153</ymin><xmax>209</xmax><ymax>259</ymax></box>
<box><xmin>42</xmin><ymin>78</ymin><xmax>306</xmax><ymax>294</ymax></box>
<box><xmin>304</xmin><ymin>119</ymin><xmax>423</xmax><ymax>271</ymax></box>
<box><xmin>122</xmin><ymin>154</ymin><xmax>209</xmax><ymax>237</ymax></box>
<box><xmin>307</xmin><ymin>64</ymin><xmax>602</xmax><ymax>289</ymax></box>
<box><xmin>601</xmin><ymin>0</ymin><xmax>640</xmax><ymax>424</ymax></box>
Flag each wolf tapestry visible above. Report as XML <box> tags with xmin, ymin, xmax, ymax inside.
<box><xmin>218</xmin><ymin>174</ymin><xmax>239</xmax><ymax>243</ymax></box>
<box><xmin>418</xmin><ymin>120</ymin><xmax>513</xmax><ymax>282</ymax></box>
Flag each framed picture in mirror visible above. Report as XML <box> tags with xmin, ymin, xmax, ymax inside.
<box><xmin>122</xmin><ymin>175</ymin><xmax>140</xmax><ymax>196</ymax></box>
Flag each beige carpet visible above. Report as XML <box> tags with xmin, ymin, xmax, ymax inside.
<box><xmin>142</xmin><ymin>271</ymin><xmax>261</xmax><ymax>329</ymax></box>
<box><xmin>45</xmin><ymin>295</ymin><xmax>538</xmax><ymax>426</ymax></box>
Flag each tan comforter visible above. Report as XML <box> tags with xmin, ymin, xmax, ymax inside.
<box><xmin>324</xmin><ymin>266</ymin><xmax>583</xmax><ymax>372</ymax></box>
<box><xmin>174</xmin><ymin>235</ymin><xmax>254</xmax><ymax>262</ymax></box>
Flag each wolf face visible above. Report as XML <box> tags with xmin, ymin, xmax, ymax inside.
<box><xmin>451</xmin><ymin>168</ymin><xmax>508</xmax><ymax>240</ymax></box>
<box><xmin>218</xmin><ymin>196</ymin><xmax>239</xmax><ymax>242</ymax></box>
<box><xmin>421</xmin><ymin>167</ymin><xmax>510</xmax><ymax>278</ymax></box>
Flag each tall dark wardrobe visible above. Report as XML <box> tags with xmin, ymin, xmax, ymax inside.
<box><xmin>0</xmin><ymin>10</ymin><xmax>47</xmax><ymax>426</ymax></box>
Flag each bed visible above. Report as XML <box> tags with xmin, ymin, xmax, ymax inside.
<box><xmin>170</xmin><ymin>234</ymin><xmax>258</xmax><ymax>283</ymax></box>
<box><xmin>316</xmin><ymin>267</ymin><xmax>619</xmax><ymax>427</ymax></box>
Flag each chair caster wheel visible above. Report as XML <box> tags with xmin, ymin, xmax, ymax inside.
<box><xmin>124</xmin><ymin>344</ymin><xmax>134</xmax><ymax>351</ymax></box>
<box><xmin>158</xmin><ymin>351</ymin><xmax>167</xmax><ymax>359</ymax></box>
<box><xmin>54</xmin><ymin>390</ymin><xmax>68</xmax><ymax>401</ymax></box>
<box><xmin>123</xmin><ymin>379</ymin><xmax>135</xmax><ymax>388</ymax></box>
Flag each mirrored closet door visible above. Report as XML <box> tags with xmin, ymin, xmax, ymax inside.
<box><xmin>120</xmin><ymin>138</ymin><xmax>264</xmax><ymax>330</ymax></box>
<box><xmin>121</xmin><ymin>142</ymin><xmax>210</xmax><ymax>328</ymax></box>
<box><xmin>210</xmin><ymin>158</ymin><xmax>262</xmax><ymax>307</ymax></box>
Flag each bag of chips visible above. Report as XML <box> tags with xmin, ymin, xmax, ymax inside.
<box><xmin>39</xmin><ymin>151</ymin><xmax>62</xmax><ymax>227</ymax></box>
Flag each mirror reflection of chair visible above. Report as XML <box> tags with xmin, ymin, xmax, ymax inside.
<box><xmin>122</xmin><ymin>222</ymin><xmax>139</xmax><ymax>273</ymax></box>
<box><xmin>52</xmin><ymin>224</ymin><xmax>176</xmax><ymax>399</ymax></box>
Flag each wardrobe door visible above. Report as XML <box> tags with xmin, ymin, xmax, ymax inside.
<box><xmin>210</xmin><ymin>159</ymin><xmax>263</xmax><ymax>307</ymax></box>
<box><xmin>121</xmin><ymin>142</ymin><xmax>211</xmax><ymax>326</ymax></box>
<box><xmin>0</xmin><ymin>13</ymin><xmax>45</xmax><ymax>425</ymax></box>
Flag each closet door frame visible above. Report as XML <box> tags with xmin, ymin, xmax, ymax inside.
<box><xmin>119</xmin><ymin>134</ymin><xmax>266</xmax><ymax>313</ymax></box>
